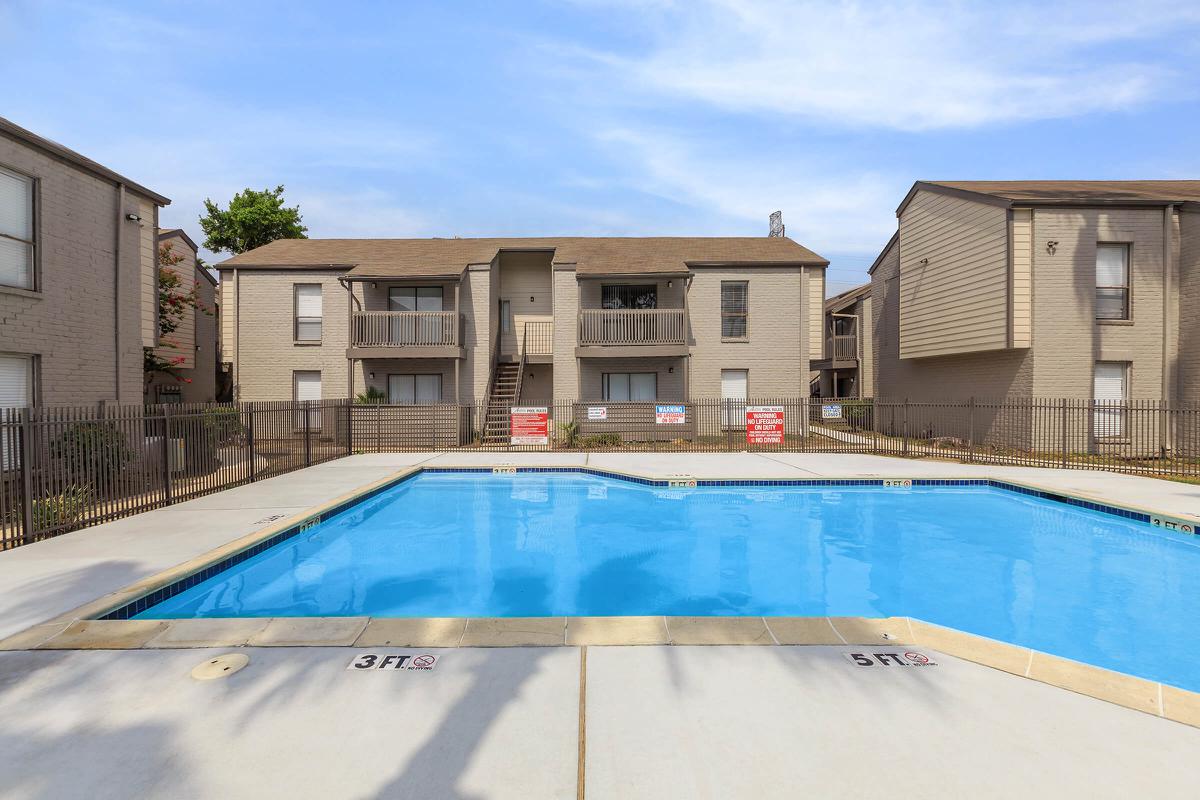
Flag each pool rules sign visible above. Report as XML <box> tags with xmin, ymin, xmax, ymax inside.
<box><xmin>746</xmin><ymin>405</ymin><xmax>784</xmax><ymax>445</ymax></box>
<box><xmin>511</xmin><ymin>406</ymin><xmax>549</xmax><ymax>445</ymax></box>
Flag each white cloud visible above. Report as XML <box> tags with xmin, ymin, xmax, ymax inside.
<box><xmin>594</xmin><ymin>127</ymin><xmax>898</xmax><ymax>254</ymax></box>
<box><xmin>566</xmin><ymin>0</ymin><xmax>1200</xmax><ymax>130</ymax></box>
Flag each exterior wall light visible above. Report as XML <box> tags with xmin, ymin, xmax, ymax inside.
<box><xmin>1046</xmin><ymin>240</ymin><xmax>1059</xmax><ymax>255</ymax></box>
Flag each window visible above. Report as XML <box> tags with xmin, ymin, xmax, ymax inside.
<box><xmin>0</xmin><ymin>354</ymin><xmax>33</xmax><ymax>470</ymax></box>
<box><xmin>721</xmin><ymin>281</ymin><xmax>748</xmax><ymax>339</ymax></box>
<box><xmin>1093</xmin><ymin>362</ymin><xmax>1128</xmax><ymax>438</ymax></box>
<box><xmin>500</xmin><ymin>299</ymin><xmax>512</xmax><ymax>333</ymax></box>
<box><xmin>602</xmin><ymin>284</ymin><xmax>657</xmax><ymax>309</ymax></box>
<box><xmin>602</xmin><ymin>372</ymin><xmax>657</xmax><ymax>401</ymax></box>
<box><xmin>388</xmin><ymin>286</ymin><xmax>443</xmax><ymax>311</ymax></box>
<box><xmin>0</xmin><ymin>354</ymin><xmax>33</xmax><ymax>409</ymax></box>
<box><xmin>0</xmin><ymin>166</ymin><xmax>35</xmax><ymax>290</ymax></box>
<box><xmin>1096</xmin><ymin>244</ymin><xmax>1129</xmax><ymax>320</ymax></box>
<box><xmin>387</xmin><ymin>374</ymin><xmax>442</xmax><ymax>405</ymax></box>
<box><xmin>294</xmin><ymin>284</ymin><xmax>322</xmax><ymax>341</ymax></box>
<box><xmin>293</xmin><ymin>370</ymin><xmax>321</xmax><ymax>429</ymax></box>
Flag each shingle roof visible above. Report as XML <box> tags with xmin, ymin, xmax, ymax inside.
<box><xmin>215</xmin><ymin>236</ymin><xmax>828</xmax><ymax>277</ymax></box>
<box><xmin>824</xmin><ymin>282</ymin><xmax>871</xmax><ymax>314</ymax></box>
<box><xmin>0</xmin><ymin>116</ymin><xmax>170</xmax><ymax>205</ymax></box>
<box><xmin>925</xmin><ymin>180</ymin><xmax>1200</xmax><ymax>204</ymax></box>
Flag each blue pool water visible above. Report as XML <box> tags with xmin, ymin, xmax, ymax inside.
<box><xmin>138</xmin><ymin>472</ymin><xmax>1200</xmax><ymax>690</ymax></box>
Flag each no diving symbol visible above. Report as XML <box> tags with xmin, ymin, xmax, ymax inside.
<box><xmin>903</xmin><ymin>652</ymin><xmax>930</xmax><ymax>664</ymax></box>
<box><xmin>412</xmin><ymin>655</ymin><xmax>435</xmax><ymax>668</ymax></box>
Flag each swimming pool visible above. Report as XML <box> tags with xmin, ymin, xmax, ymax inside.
<box><xmin>134</xmin><ymin>470</ymin><xmax>1200</xmax><ymax>690</ymax></box>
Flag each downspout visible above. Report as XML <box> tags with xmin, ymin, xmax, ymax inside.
<box><xmin>1162</xmin><ymin>204</ymin><xmax>1177</xmax><ymax>452</ymax></box>
<box><xmin>338</xmin><ymin>277</ymin><xmax>361</xmax><ymax>399</ymax></box>
<box><xmin>233</xmin><ymin>267</ymin><xmax>240</xmax><ymax>399</ymax></box>
<box><xmin>114</xmin><ymin>183</ymin><xmax>125</xmax><ymax>404</ymax></box>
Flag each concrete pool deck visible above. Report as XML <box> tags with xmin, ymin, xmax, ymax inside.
<box><xmin>2</xmin><ymin>452</ymin><xmax>1200</xmax><ymax>796</ymax></box>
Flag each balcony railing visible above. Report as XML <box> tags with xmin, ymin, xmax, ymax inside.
<box><xmin>522</xmin><ymin>320</ymin><xmax>553</xmax><ymax>356</ymax></box>
<box><xmin>827</xmin><ymin>334</ymin><xmax>857</xmax><ymax>361</ymax></box>
<box><xmin>578</xmin><ymin>309</ymin><xmax>687</xmax><ymax>346</ymax></box>
<box><xmin>352</xmin><ymin>311</ymin><xmax>458</xmax><ymax>347</ymax></box>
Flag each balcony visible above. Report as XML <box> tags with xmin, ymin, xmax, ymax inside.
<box><xmin>576</xmin><ymin>309</ymin><xmax>688</xmax><ymax>357</ymax></box>
<box><xmin>347</xmin><ymin>311</ymin><xmax>464</xmax><ymax>359</ymax></box>
<box><xmin>827</xmin><ymin>334</ymin><xmax>857</xmax><ymax>361</ymax></box>
<box><xmin>521</xmin><ymin>319</ymin><xmax>553</xmax><ymax>362</ymax></box>
<box><xmin>810</xmin><ymin>333</ymin><xmax>858</xmax><ymax>371</ymax></box>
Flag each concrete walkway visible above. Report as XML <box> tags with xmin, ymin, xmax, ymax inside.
<box><xmin>0</xmin><ymin>644</ymin><xmax>1197</xmax><ymax>798</ymax></box>
<box><xmin>2</xmin><ymin>452</ymin><xmax>1199</xmax><ymax>797</ymax></box>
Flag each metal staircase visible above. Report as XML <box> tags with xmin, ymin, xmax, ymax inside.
<box><xmin>482</xmin><ymin>362</ymin><xmax>520</xmax><ymax>443</ymax></box>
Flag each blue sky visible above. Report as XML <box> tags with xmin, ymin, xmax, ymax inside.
<box><xmin>3</xmin><ymin>1</ymin><xmax>1200</xmax><ymax>293</ymax></box>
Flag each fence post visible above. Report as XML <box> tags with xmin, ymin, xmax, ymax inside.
<box><xmin>161</xmin><ymin>405</ymin><xmax>173</xmax><ymax>505</ymax></box>
<box><xmin>345</xmin><ymin>401</ymin><xmax>353</xmax><ymax>455</ymax></box>
<box><xmin>304</xmin><ymin>401</ymin><xmax>313</xmax><ymax>466</ymax></box>
<box><xmin>902</xmin><ymin>398</ymin><xmax>909</xmax><ymax>457</ymax></box>
<box><xmin>247</xmin><ymin>405</ymin><xmax>256</xmax><ymax>482</ymax></box>
<box><xmin>967</xmin><ymin>396</ymin><xmax>975</xmax><ymax>463</ymax></box>
<box><xmin>1060</xmin><ymin>398</ymin><xmax>1068</xmax><ymax>468</ymax></box>
<box><xmin>19</xmin><ymin>408</ymin><xmax>34</xmax><ymax>545</ymax></box>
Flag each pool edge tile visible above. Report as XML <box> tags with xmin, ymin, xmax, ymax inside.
<box><xmin>666</xmin><ymin>616</ymin><xmax>774</xmax><ymax>646</ymax></box>
<box><xmin>37</xmin><ymin>619</ymin><xmax>168</xmax><ymax>650</ymax></box>
<box><xmin>248</xmin><ymin>617</ymin><xmax>370</xmax><ymax>647</ymax></box>
<box><xmin>1161</xmin><ymin>684</ymin><xmax>1200</xmax><ymax>727</ymax></box>
<box><xmin>908</xmin><ymin>620</ymin><xmax>1031</xmax><ymax>676</ymax></box>
<box><xmin>144</xmin><ymin>618</ymin><xmax>272</xmax><ymax>649</ymax></box>
<box><xmin>827</xmin><ymin>617</ymin><xmax>913</xmax><ymax>645</ymax></box>
<box><xmin>460</xmin><ymin>617</ymin><xmax>567</xmax><ymax>647</ymax></box>
<box><xmin>1027</xmin><ymin>651</ymin><xmax>1161</xmax><ymax>717</ymax></box>
<box><xmin>355</xmin><ymin>618</ymin><xmax>468</xmax><ymax>648</ymax></box>
<box><xmin>763</xmin><ymin>617</ymin><xmax>845</xmax><ymax>646</ymax></box>
<box><xmin>566</xmin><ymin>616</ymin><xmax>670</xmax><ymax>646</ymax></box>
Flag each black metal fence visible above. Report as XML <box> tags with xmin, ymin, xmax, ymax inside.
<box><xmin>3</xmin><ymin>396</ymin><xmax>1198</xmax><ymax>549</ymax></box>
<box><xmin>0</xmin><ymin>401</ymin><xmax>351</xmax><ymax>550</ymax></box>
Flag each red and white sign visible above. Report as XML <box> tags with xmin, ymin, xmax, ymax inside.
<box><xmin>655</xmin><ymin>404</ymin><xmax>687</xmax><ymax>424</ymax></box>
<box><xmin>745</xmin><ymin>405</ymin><xmax>784</xmax><ymax>445</ymax></box>
<box><xmin>510</xmin><ymin>406</ymin><xmax>549</xmax><ymax>445</ymax></box>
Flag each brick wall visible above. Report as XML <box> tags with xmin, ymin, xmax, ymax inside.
<box><xmin>0</xmin><ymin>133</ymin><xmax>159</xmax><ymax>406</ymax></box>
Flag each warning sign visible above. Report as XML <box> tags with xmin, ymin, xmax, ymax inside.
<box><xmin>587</xmin><ymin>406</ymin><xmax>608</xmax><ymax>421</ymax></box>
<box><xmin>843</xmin><ymin>651</ymin><xmax>938</xmax><ymax>667</ymax></box>
<box><xmin>746</xmin><ymin>405</ymin><xmax>784</xmax><ymax>445</ymax></box>
<box><xmin>347</xmin><ymin>653</ymin><xmax>440</xmax><ymax>671</ymax></box>
<box><xmin>655</xmin><ymin>404</ymin><xmax>686</xmax><ymax>424</ymax></box>
<box><xmin>821</xmin><ymin>404</ymin><xmax>843</xmax><ymax>420</ymax></box>
<box><xmin>510</xmin><ymin>406</ymin><xmax>549</xmax><ymax>445</ymax></box>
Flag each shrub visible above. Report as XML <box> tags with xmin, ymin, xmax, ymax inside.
<box><xmin>558</xmin><ymin>421</ymin><xmax>580</xmax><ymax>448</ymax></box>
<box><xmin>355</xmin><ymin>387</ymin><xmax>387</xmax><ymax>404</ymax></box>
<box><xmin>30</xmin><ymin>485</ymin><xmax>92</xmax><ymax>533</ymax></box>
<box><xmin>202</xmin><ymin>406</ymin><xmax>245</xmax><ymax>444</ymax></box>
<box><xmin>580</xmin><ymin>433</ymin><xmax>622</xmax><ymax>448</ymax></box>
<box><xmin>52</xmin><ymin>422</ymin><xmax>135</xmax><ymax>481</ymax></box>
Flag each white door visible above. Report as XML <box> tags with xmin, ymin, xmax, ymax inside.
<box><xmin>294</xmin><ymin>371</ymin><xmax>322</xmax><ymax>429</ymax></box>
<box><xmin>0</xmin><ymin>355</ymin><xmax>30</xmax><ymax>470</ymax></box>
<box><xmin>1093</xmin><ymin>362</ymin><xmax>1127</xmax><ymax>438</ymax></box>
<box><xmin>388</xmin><ymin>287</ymin><xmax>444</xmax><ymax>344</ymax></box>
<box><xmin>721</xmin><ymin>369</ymin><xmax>747</xmax><ymax>428</ymax></box>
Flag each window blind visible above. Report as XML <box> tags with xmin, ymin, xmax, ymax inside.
<box><xmin>1093</xmin><ymin>362</ymin><xmax>1127</xmax><ymax>437</ymax></box>
<box><xmin>0</xmin><ymin>355</ymin><xmax>30</xmax><ymax>409</ymax></box>
<box><xmin>1095</xmin><ymin>244</ymin><xmax>1129</xmax><ymax>320</ymax></box>
<box><xmin>295</xmin><ymin>284</ymin><xmax>322</xmax><ymax>317</ymax></box>
<box><xmin>0</xmin><ymin>167</ymin><xmax>33</xmax><ymax>289</ymax></box>
<box><xmin>721</xmin><ymin>282</ymin><xmax>748</xmax><ymax>338</ymax></box>
<box><xmin>293</xmin><ymin>371</ymin><xmax>321</xmax><ymax>401</ymax></box>
<box><xmin>388</xmin><ymin>374</ymin><xmax>442</xmax><ymax>404</ymax></box>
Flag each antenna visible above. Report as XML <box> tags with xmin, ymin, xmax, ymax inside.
<box><xmin>768</xmin><ymin>211</ymin><xmax>785</xmax><ymax>238</ymax></box>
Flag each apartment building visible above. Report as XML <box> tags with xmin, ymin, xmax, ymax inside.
<box><xmin>0</xmin><ymin>117</ymin><xmax>170</xmax><ymax>409</ymax></box>
<box><xmin>810</xmin><ymin>281</ymin><xmax>873</xmax><ymax>399</ymax></box>
<box><xmin>217</xmin><ymin>237</ymin><xmax>827</xmax><ymax>415</ymax></box>
<box><xmin>144</xmin><ymin>229</ymin><xmax>220</xmax><ymax>404</ymax></box>
<box><xmin>869</xmin><ymin>180</ymin><xmax>1200</xmax><ymax>450</ymax></box>
<box><xmin>871</xmin><ymin>181</ymin><xmax>1200</xmax><ymax>402</ymax></box>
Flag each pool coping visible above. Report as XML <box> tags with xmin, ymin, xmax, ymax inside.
<box><xmin>3</xmin><ymin>463</ymin><xmax>1199</xmax><ymax>730</ymax></box>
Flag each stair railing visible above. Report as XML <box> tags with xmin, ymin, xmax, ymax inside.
<box><xmin>512</xmin><ymin>323</ymin><xmax>529</xmax><ymax>407</ymax></box>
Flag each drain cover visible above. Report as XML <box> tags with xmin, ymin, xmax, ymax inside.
<box><xmin>190</xmin><ymin>653</ymin><xmax>249</xmax><ymax>681</ymax></box>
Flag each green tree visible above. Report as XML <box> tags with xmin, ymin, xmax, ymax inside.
<box><xmin>198</xmin><ymin>185</ymin><xmax>308</xmax><ymax>255</ymax></box>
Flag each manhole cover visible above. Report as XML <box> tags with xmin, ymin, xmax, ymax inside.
<box><xmin>191</xmin><ymin>653</ymin><xmax>249</xmax><ymax>681</ymax></box>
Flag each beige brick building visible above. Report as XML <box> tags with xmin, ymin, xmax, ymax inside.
<box><xmin>870</xmin><ymin>181</ymin><xmax>1200</xmax><ymax>406</ymax></box>
<box><xmin>144</xmin><ymin>229</ymin><xmax>219</xmax><ymax>404</ymax></box>
<box><xmin>217</xmin><ymin>237</ymin><xmax>828</xmax><ymax>431</ymax></box>
<box><xmin>0</xmin><ymin>117</ymin><xmax>169</xmax><ymax>409</ymax></box>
